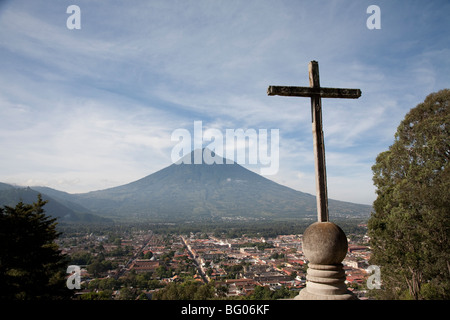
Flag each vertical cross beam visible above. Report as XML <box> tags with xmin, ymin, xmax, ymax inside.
<box><xmin>309</xmin><ymin>61</ymin><xmax>328</xmax><ymax>222</ymax></box>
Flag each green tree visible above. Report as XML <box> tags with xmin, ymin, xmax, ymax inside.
<box><xmin>249</xmin><ymin>285</ymin><xmax>295</xmax><ymax>300</ymax></box>
<box><xmin>118</xmin><ymin>287</ymin><xmax>137</xmax><ymax>300</ymax></box>
<box><xmin>250</xmin><ymin>286</ymin><xmax>273</xmax><ymax>300</ymax></box>
<box><xmin>143</xmin><ymin>251</ymin><xmax>153</xmax><ymax>259</ymax></box>
<box><xmin>152</xmin><ymin>281</ymin><xmax>216</xmax><ymax>300</ymax></box>
<box><xmin>79</xmin><ymin>290</ymin><xmax>112</xmax><ymax>300</ymax></box>
<box><xmin>69</xmin><ymin>251</ymin><xmax>92</xmax><ymax>265</ymax></box>
<box><xmin>368</xmin><ymin>89</ymin><xmax>450</xmax><ymax>300</ymax></box>
<box><xmin>88</xmin><ymin>277</ymin><xmax>119</xmax><ymax>291</ymax></box>
<box><xmin>0</xmin><ymin>196</ymin><xmax>71</xmax><ymax>299</ymax></box>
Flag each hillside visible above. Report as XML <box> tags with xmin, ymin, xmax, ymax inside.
<box><xmin>67</xmin><ymin>149</ymin><xmax>372</xmax><ymax>220</ymax></box>
<box><xmin>1</xmin><ymin>149</ymin><xmax>372</xmax><ymax>222</ymax></box>
<box><xmin>0</xmin><ymin>183</ymin><xmax>111</xmax><ymax>223</ymax></box>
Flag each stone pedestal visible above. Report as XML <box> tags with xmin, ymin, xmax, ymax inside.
<box><xmin>295</xmin><ymin>221</ymin><xmax>356</xmax><ymax>300</ymax></box>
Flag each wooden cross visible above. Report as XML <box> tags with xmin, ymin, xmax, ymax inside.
<box><xmin>268</xmin><ymin>61</ymin><xmax>361</xmax><ymax>222</ymax></box>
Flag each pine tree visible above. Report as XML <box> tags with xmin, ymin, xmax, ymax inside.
<box><xmin>0</xmin><ymin>195</ymin><xmax>71</xmax><ymax>299</ymax></box>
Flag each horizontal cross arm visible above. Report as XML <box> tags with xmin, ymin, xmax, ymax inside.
<box><xmin>267</xmin><ymin>86</ymin><xmax>361</xmax><ymax>99</ymax></box>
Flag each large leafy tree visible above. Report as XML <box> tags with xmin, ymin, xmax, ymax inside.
<box><xmin>0</xmin><ymin>195</ymin><xmax>71</xmax><ymax>299</ymax></box>
<box><xmin>368</xmin><ymin>89</ymin><xmax>450</xmax><ymax>299</ymax></box>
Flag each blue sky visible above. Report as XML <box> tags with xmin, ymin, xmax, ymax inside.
<box><xmin>0</xmin><ymin>0</ymin><xmax>449</xmax><ymax>205</ymax></box>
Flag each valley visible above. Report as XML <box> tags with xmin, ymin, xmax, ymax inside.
<box><xmin>0</xmin><ymin>149</ymin><xmax>372</xmax><ymax>223</ymax></box>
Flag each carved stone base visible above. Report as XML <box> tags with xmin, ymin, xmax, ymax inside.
<box><xmin>295</xmin><ymin>263</ymin><xmax>356</xmax><ymax>300</ymax></box>
<box><xmin>294</xmin><ymin>222</ymin><xmax>357</xmax><ymax>300</ymax></box>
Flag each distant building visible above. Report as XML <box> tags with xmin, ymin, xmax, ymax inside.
<box><xmin>129</xmin><ymin>259</ymin><xmax>160</xmax><ymax>274</ymax></box>
<box><xmin>348</xmin><ymin>245</ymin><xmax>369</xmax><ymax>253</ymax></box>
<box><xmin>240</xmin><ymin>247</ymin><xmax>258</xmax><ymax>254</ymax></box>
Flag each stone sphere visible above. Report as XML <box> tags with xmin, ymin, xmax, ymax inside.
<box><xmin>302</xmin><ymin>222</ymin><xmax>348</xmax><ymax>265</ymax></box>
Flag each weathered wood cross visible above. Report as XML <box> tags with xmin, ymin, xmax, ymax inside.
<box><xmin>268</xmin><ymin>61</ymin><xmax>361</xmax><ymax>222</ymax></box>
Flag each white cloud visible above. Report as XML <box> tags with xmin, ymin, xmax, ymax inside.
<box><xmin>0</xmin><ymin>0</ymin><xmax>449</xmax><ymax>204</ymax></box>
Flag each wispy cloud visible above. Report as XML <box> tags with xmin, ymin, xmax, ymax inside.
<box><xmin>0</xmin><ymin>0</ymin><xmax>449</xmax><ymax>204</ymax></box>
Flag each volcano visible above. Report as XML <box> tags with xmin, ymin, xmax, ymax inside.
<box><xmin>49</xmin><ymin>149</ymin><xmax>372</xmax><ymax>220</ymax></box>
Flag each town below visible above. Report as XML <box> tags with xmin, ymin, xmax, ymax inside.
<box><xmin>58</xmin><ymin>220</ymin><xmax>374</xmax><ymax>300</ymax></box>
